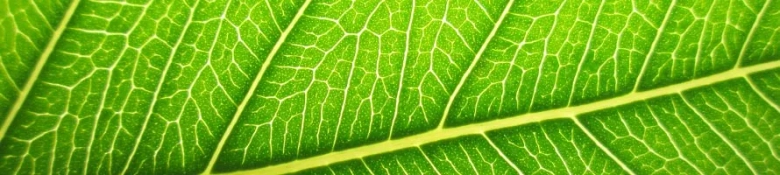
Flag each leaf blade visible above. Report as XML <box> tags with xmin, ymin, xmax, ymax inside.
<box><xmin>0</xmin><ymin>0</ymin><xmax>779</xmax><ymax>174</ymax></box>
<box><xmin>230</xmin><ymin>60</ymin><xmax>780</xmax><ymax>175</ymax></box>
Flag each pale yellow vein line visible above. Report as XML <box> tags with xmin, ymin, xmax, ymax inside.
<box><xmin>389</xmin><ymin>0</ymin><xmax>416</xmax><ymax>139</ymax></box>
<box><xmin>573</xmin><ymin>117</ymin><xmax>636</xmax><ymax>175</ymax></box>
<box><xmin>202</xmin><ymin>0</ymin><xmax>312</xmax><ymax>173</ymax></box>
<box><xmin>482</xmin><ymin>133</ymin><xmax>524</xmax><ymax>175</ymax></box>
<box><xmin>438</xmin><ymin>0</ymin><xmax>516</xmax><ymax>128</ymax></box>
<box><xmin>418</xmin><ymin>146</ymin><xmax>442</xmax><ymax>175</ymax></box>
<box><xmin>679</xmin><ymin>93</ymin><xmax>758</xmax><ymax>174</ymax></box>
<box><xmin>224</xmin><ymin>59</ymin><xmax>780</xmax><ymax>175</ymax></box>
<box><xmin>121</xmin><ymin>1</ymin><xmax>201</xmax><ymax>174</ymax></box>
<box><xmin>743</xmin><ymin>76</ymin><xmax>780</xmax><ymax>161</ymax></box>
<box><xmin>633</xmin><ymin>0</ymin><xmax>677</xmax><ymax>92</ymax></box>
<box><xmin>332</xmin><ymin>1</ymin><xmax>386</xmax><ymax>151</ymax></box>
<box><xmin>83</xmin><ymin>2</ymin><xmax>152</xmax><ymax>173</ymax></box>
<box><xmin>567</xmin><ymin>0</ymin><xmax>605</xmax><ymax>106</ymax></box>
<box><xmin>745</xmin><ymin>76</ymin><xmax>780</xmax><ymax>113</ymax></box>
<box><xmin>735</xmin><ymin>0</ymin><xmax>772</xmax><ymax>68</ymax></box>
<box><xmin>360</xmin><ymin>158</ymin><xmax>376</xmax><ymax>175</ymax></box>
<box><xmin>0</xmin><ymin>0</ymin><xmax>81</xmax><ymax>141</ymax></box>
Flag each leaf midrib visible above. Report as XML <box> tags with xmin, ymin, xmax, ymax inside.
<box><xmin>0</xmin><ymin>0</ymin><xmax>82</xmax><ymax>141</ymax></box>
<box><xmin>224</xmin><ymin>59</ymin><xmax>780</xmax><ymax>175</ymax></box>
<box><xmin>2</xmin><ymin>1</ymin><xmax>777</xmax><ymax>174</ymax></box>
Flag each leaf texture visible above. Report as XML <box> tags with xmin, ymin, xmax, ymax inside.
<box><xmin>0</xmin><ymin>0</ymin><xmax>778</xmax><ymax>174</ymax></box>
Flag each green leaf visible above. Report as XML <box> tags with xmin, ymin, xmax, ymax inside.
<box><xmin>0</xmin><ymin>0</ymin><xmax>778</xmax><ymax>174</ymax></box>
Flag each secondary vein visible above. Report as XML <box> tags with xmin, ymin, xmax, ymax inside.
<box><xmin>632</xmin><ymin>0</ymin><xmax>677</xmax><ymax>92</ymax></box>
<box><xmin>0</xmin><ymin>0</ymin><xmax>82</xmax><ymax>141</ymax></box>
<box><xmin>232</xmin><ymin>59</ymin><xmax>780</xmax><ymax>175</ymax></box>
<box><xmin>121</xmin><ymin>1</ymin><xmax>202</xmax><ymax>174</ymax></box>
<box><xmin>438</xmin><ymin>0</ymin><xmax>516</xmax><ymax>128</ymax></box>
<box><xmin>735</xmin><ymin>0</ymin><xmax>772</xmax><ymax>68</ymax></box>
<box><xmin>202</xmin><ymin>0</ymin><xmax>313</xmax><ymax>173</ymax></box>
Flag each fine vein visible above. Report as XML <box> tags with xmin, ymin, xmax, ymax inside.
<box><xmin>203</xmin><ymin>0</ymin><xmax>313</xmax><ymax>173</ymax></box>
<box><xmin>632</xmin><ymin>0</ymin><xmax>677</xmax><ymax>92</ymax></box>
<box><xmin>121</xmin><ymin>1</ymin><xmax>201</xmax><ymax>174</ymax></box>
<box><xmin>735</xmin><ymin>0</ymin><xmax>772</xmax><ymax>67</ymax></box>
<box><xmin>438</xmin><ymin>0</ymin><xmax>516</xmax><ymax>128</ymax></box>
<box><xmin>0</xmin><ymin>0</ymin><xmax>82</xmax><ymax>141</ymax></box>
<box><xmin>226</xmin><ymin>59</ymin><xmax>780</xmax><ymax>175</ymax></box>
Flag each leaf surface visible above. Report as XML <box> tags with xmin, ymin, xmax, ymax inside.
<box><xmin>0</xmin><ymin>0</ymin><xmax>779</xmax><ymax>174</ymax></box>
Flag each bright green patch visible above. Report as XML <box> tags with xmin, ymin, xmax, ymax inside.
<box><xmin>0</xmin><ymin>0</ymin><xmax>778</xmax><ymax>174</ymax></box>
